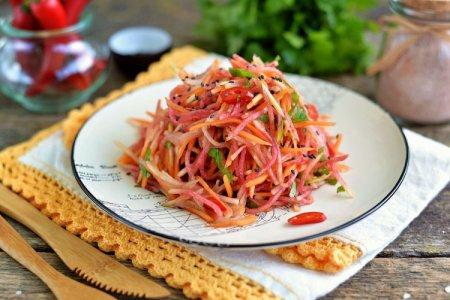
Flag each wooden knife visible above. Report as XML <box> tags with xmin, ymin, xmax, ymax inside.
<box><xmin>0</xmin><ymin>184</ymin><xmax>170</xmax><ymax>299</ymax></box>
<box><xmin>0</xmin><ymin>214</ymin><xmax>116</xmax><ymax>300</ymax></box>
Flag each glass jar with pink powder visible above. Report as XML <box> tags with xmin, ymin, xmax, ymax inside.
<box><xmin>368</xmin><ymin>0</ymin><xmax>450</xmax><ymax>124</ymax></box>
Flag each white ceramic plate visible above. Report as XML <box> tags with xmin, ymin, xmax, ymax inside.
<box><xmin>72</xmin><ymin>69</ymin><xmax>408</xmax><ymax>249</ymax></box>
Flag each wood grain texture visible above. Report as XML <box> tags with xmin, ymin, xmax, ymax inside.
<box><xmin>0</xmin><ymin>0</ymin><xmax>448</xmax><ymax>299</ymax></box>
<box><xmin>324</xmin><ymin>257</ymin><xmax>450</xmax><ymax>299</ymax></box>
<box><xmin>0</xmin><ymin>216</ymin><xmax>115</xmax><ymax>300</ymax></box>
<box><xmin>1</xmin><ymin>253</ymin><xmax>448</xmax><ymax>300</ymax></box>
<box><xmin>0</xmin><ymin>252</ymin><xmax>184</xmax><ymax>300</ymax></box>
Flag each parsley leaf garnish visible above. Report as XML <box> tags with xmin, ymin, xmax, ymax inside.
<box><xmin>208</xmin><ymin>148</ymin><xmax>233</xmax><ymax>181</ymax></box>
<box><xmin>229</xmin><ymin>67</ymin><xmax>253</xmax><ymax>79</ymax></box>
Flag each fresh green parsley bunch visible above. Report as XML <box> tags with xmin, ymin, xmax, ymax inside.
<box><xmin>196</xmin><ymin>0</ymin><xmax>377</xmax><ymax>76</ymax></box>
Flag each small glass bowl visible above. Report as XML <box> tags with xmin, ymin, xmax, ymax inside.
<box><xmin>0</xmin><ymin>11</ymin><xmax>110</xmax><ymax>113</ymax></box>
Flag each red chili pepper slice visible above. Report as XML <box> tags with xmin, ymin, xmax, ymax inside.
<box><xmin>66</xmin><ymin>73</ymin><xmax>91</xmax><ymax>90</ymax></box>
<box><xmin>305</xmin><ymin>104</ymin><xmax>319</xmax><ymax>121</ymax></box>
<box><xmin>287</xmin><ymin>212</ymin><xmax>326</xmax><ymax>225</ymax></box>
<box><xmin>11</xmin><ymin>6</ymin><xmax>38</xmax><ymax>30</ymax></box>
<box><xmin>9</xmin><ymin>0</ymin><xmax>23</xmax><ymax>7</ymax></box>
<box><xmin>30</xmin><ymin>0</ymin><xmax>68</xmax><ymax>30</ymax></box>
<box><xmin>220</xmin><ymin>87</ymin><xmax>253</xmax><ymax>104</ymax></box>
<box><xmin>63</xmin><ymin>0</ymin><xmax>91</xmax><ymax>25</ymax></box>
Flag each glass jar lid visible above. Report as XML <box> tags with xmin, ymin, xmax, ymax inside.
<box><xmin>390</xmin><ymin>0</ymin><xmax>450</xmax><ymax>22</ymax></box>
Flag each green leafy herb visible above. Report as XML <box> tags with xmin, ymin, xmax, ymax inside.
<box><xmin>318</xmin><ymin>147</ymin><xmax>326</xmax><ymax>162</ymax></box>
<box><xmin>140</xmin><ymin>165</ymin><xmax>151</xmax><ymax>178</ymax></box>
<box><xmin>259</xmin><ymin>113</ymin><xmax>269</xmax><ymax>123</ymax></box>
<box><xmin>313</xmin><ymin>167</ymin><xmax>329</xmax><ymax>177</ymax></box>
<box><xmin>289</xmin><ymin>181</ymin><xmax>297</xmax><ymax>197</ymax></box>
<box><xmin>229</xmin><ymin>67</ymin><xmax>253</xmax><ymax>79</ymax></box>
<box><xmin>139</xmin><ymin>149</ymin><xmax>152</xmax><ymax>178</ymax></box>
<box><xmin>337</xmin><ymin>185</ymin><xmax>346</xmax><ymax>193</ymax></box>
<box><xmin>196</xmin><ymin>0</ymin><xmax>377</xmax><ymax>76</ymax></box>
<box><xmin>292</xmin><ymin>92</ymin><xmax>300</xmax><ymax>104</ymax></box>
<box><xmin>144</xmin><ymin>148</ymin><xmax>151</xmax><ymax>160</ymax></box>
<box><xmin>208</xmin><ymin>148</ymin><xmax>233</xmax><ymax>181</ymax></box>
<box><xmin>165</xmin><ymin>141</ymin><xmax>173</xmax><ymax>149</ymax></box>
<box><xmin>283</xmin><ymin>31</ymin><xmax>304</xmax><ymax>49</ymax></box>
<box><xmin>325</xmin><ymin>178</ymin><xmax>338</xmax><ymax>185</ymax></box>
<box><xmin>289</xmin><ymin>105</ymin><xmax>308</xmax><ymax>122</ymax></box>
<box><xmin>276</xmin><ymin>123</ymin><xmax>284</xmax><ymax>143</ymax></box>
<box><xmin>21</xmin><ymin>3</ymin><xmax>31</xmax><ymax>13</ymax></box>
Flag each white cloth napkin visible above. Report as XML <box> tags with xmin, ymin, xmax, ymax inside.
<box><xmin>18</xmin><ymin>56</ymin><xmax>450</xmax><ymax>299</ymax></box>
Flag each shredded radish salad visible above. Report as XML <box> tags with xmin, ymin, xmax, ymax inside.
<box><xmin>118</xmin><ymin>55</ymin><xmax>351</xmax><ymax>228</ymax></box>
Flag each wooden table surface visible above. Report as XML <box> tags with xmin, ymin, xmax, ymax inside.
<box><xmin>0</xmin><ymin>1</ymin><xmax>449</xmax><ymax>299</ymax></box>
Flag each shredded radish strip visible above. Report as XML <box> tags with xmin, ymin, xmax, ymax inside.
<box><xmin>119</xmin><ymin>54</ymin><xmax>349</xmax><ymax>227</ymax></box>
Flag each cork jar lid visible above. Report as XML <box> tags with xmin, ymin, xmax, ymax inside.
<box><xmin>391</xmin><ymin>0</ymin><xmax>450</xmax><ymax>22</ymax></box>
<box><xmin>404</xmin><ymin>0</ymin><xmax>450</xmax><ymax>11</ymax></box>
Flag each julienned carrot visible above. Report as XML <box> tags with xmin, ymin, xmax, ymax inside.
<box><xmin>119</xmin><ymin>54</ymin><xmax>349</xmax><ymax>228</ymax></box>
<box><xmin>167</xmin><ymin>99</ymin><xmax>189</xmax><ymax>112</ymax></box>
<box><xmin>129</xmin><ymin>118</ymin><xmax>151</xmax><ymax>127</ymax></box>
<box><xmin>118</xmin><ymin>153</ymin><xmax>135</xmax><ymax>165</ymax></box>
<box><xmin>211</xmin><ymin>215</ymin><xmax>257</xmax><ymax>228</ymax></box>
<box><xmin>189</xmin><ymin>118</ymin><xmax>241</xmax><ymax>131</ymax></box>
<box><xmin>238</xmin><ymin>131</ymin><xmax>271</xmax><ymax>146</ymax></box>
<box><xmin>281</xmin><ymin>147</ymin><xmax>314</xmax><ymax>154</ymax></box>
<box><xmin>337</xmin><ymin>164</ymin><xmax>350</xmax><ymax>172</ymax></box>
<box><xmin>184</xmin><ymin>206</ymin><xmax>214</xmax><ymax>223</ymax></box>
<box><xmin>245</xmin><ymin>174</ymin><xmax>268</xmax><ymax>188</ymax></box>
<box><xmin>333</xmin><ymin>133</ymin><xmax>343</xmax><ymax>152</ymax></box>
<box><xmin>246</xmin><ymin>123</ymin><xmax>269</xmax><ymax>141</ymax></box>
<box><xmin>197</xmin><ymin>177</ymin><xmax>223</xmax><ymax>203</ymax></box>
<box><xmin>294</xmin><ymin>121</ymin><xmax>335</xmax><ymax>128</ymax></box>
<box><xmin>223</xmin><ymin>175</ymin><xmax>233</xmax><ymax>198</ymax></box>
<box><xmin>282</xmin><ymin>164</ymin><xmax>297</xmax><ymax>177</ymax></box>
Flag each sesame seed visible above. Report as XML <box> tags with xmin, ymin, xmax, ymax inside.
<box><xmin>445</xmin><ymin>286</ymin><xmax>450</xmax><ymax>293</ymax></box>
<box><xmin>403</xmin><ymin>293</ymin><xmax>411</xmax><ymax>299</ymax></box>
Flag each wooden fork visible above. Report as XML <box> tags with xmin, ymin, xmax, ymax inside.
<box><xmin>0</xmin><ymin>214</ymin><xmax>116</xmax><ymax>300</ymax></box>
